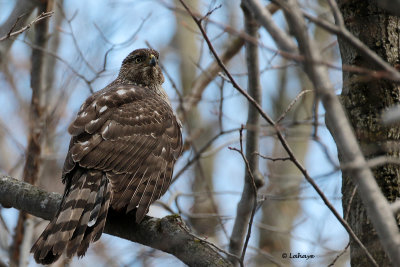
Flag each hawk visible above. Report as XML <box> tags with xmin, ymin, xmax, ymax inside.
<box><xmin>31</xmin><ymin>48</ymin><xmax>183</xmax><ymax>264</ymax></box>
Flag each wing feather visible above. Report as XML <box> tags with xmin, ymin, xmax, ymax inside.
<box><xmin>32</xmin><ymin>60</ymin><xmax>183</xmax><ymax>264</ymax></box>
<box><xmin>66</xmin><ymin>84</ymin><xmax>182</xmax><ymax>222</ymax></box>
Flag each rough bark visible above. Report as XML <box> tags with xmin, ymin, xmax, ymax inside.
<box><xmin>0</xmin><ymin>175</ymin><xmax>233</xmax><ymax>267</ymax></box>
<box><xmin>337</xmin><ymin>1</ymin><xmax>400</xmax><ymax>266</ymax></box>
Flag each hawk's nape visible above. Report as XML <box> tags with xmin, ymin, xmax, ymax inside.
<box><xmin>31</xmin><ymin>48</ymin><xmax>183</xmax><ymax>264</ymax></box>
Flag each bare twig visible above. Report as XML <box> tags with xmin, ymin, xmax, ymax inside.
<box><xmin>0</xmin><ymin>12</ymin><xmax>53</xmax><ymax>42</ymax></box>
<box><xmin>228</xmin><ymin>126</ymin><xmax>258</xmax><ymax>266</ymax></box>
<box><xmin>276</xmin><ymin>89</ymin><xmax>313</xmax><ymax>123</ymax></box>
<box><xmin>254</xmin><ymin>152</ymin><xmax>291</xmax><ymax>162</ymax></box>
<box><xmin>328</xmin><ymin>242</ymin><xmax>350</xmax><ymax>267</ymax></box>
<box><xmin>20</xmin><ymin>39</ymin><xmax>95</xmax><ymax>92</ymax></box>
<box><xmin>177</xmin><ymin>0</ymin><xmax>275</xmax><ymax>126</ymax></box>
<box><xmin>180</xmin><ymin>3</ymin><xmax>280</xmax><ymax>113</ymax></box>
<box><xmin>172</xmin><ymin>128</ymin><xmax>240</xmax><ymax>183</ymax></box>
<box><xmin>302</xmin><ymin>10</ymin><xmax>400</xmax><ymax>81</ymax></box>
<box><xmin>344</xmin><ymin>186</ymin><xmax>358</xmax><ymax>221</ymax></box>
<box><xmin>58</xmin><ymin>7</ymin><xmax>97</xmax><ymax>74</ymax></box>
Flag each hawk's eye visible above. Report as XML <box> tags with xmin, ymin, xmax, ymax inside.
<box><xmin>135</xmin><ymin>57</ymin><xmax>142</xmax><ymax>63</ymax></box>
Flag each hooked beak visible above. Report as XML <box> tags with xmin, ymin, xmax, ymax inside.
<box><xmin>149</xmin><ymin>54</ymin><xmax>157</xmax><ymax>67</ymax></box>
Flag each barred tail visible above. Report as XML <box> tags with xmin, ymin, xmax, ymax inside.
<box><xmin>31</xmin><ymin>169</ymin><xmax>112</xmax><ymax>264</ymax></box>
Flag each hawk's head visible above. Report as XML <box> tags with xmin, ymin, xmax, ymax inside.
<box><xmin>118</xmin><ymin>48</ymin><xmax>165</xmax><ymax>86</ymax></box>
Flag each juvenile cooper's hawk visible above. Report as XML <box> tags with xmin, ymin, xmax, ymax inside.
<box><xmin>31</xmin><ymin>48</ymin><xmax>182</xmax><ymax>264</ymax></box>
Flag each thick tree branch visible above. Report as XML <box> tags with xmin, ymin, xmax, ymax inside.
<box><xmin>0</xmin><ymin>175</ymin><xmax>232</xmax><ymax>267</ymax></box>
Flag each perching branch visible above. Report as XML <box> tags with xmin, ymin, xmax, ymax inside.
<box><xmin>0</xmin><ymin>175</ymin><xmax>233</xmax><ymax>267</ymax></box>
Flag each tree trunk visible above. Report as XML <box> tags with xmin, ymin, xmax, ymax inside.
<box><xmin>173</xmin><ymin>0</ymin><xmax>221</xmax><ymax>237</ymax></box>
<box><xmin>337</xmin><ymin>1</ymin><xmax>400</xmax><ymax>266</ymax></box>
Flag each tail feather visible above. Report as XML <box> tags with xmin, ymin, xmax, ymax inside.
<box><xmin>93</xmin><ymin>180</ymin><xmax>112</xmax><ymax>242</ymax></box>
<box><xmin>31</xmin><ymin>220</ymin><xmax>61</xmax><ymax>264</ymax></box>
<box><xmin>51</xmin><ymin>171</ymin><xmax>88</xmax><ymax>254</ymax></box>
<box><xmin>88</xmin><ymin>176</ymin><xmax>107</xmax><ymax>226</ymax></box>
<box><xmin>31</xmin><ymin>169</ymin><xmax>112</xmax><ymax>264</ymax></box>
<box><xmin>78</xmin><ymin>180</ymin><xmax>112</xmax><ymax>256</ymax></box>
<box><xmin>66</xmin><ymin>172</ymin><xmax>101</xmax><ymax>257</ymax></box>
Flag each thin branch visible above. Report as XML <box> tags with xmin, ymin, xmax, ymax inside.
<box><xmin>167</xmin><ymin>1</ymin><xmax>400</xmax><ymax>83</ymax></box>
<box><xmin>172</xmin><ymin>128</ymin><xmax>240</xmax><ymax>183</ymax></box>
<box><xmin>20</xmin><ymin>39</ymin><xmax>95</xmax><ymax>93</ymax></box>
<box><xmin>177</xmin><ymin>0</ymin><xmax>275</xmax><ymax>126</ymax></box>
<box><xmin>0</xmin><ymin>175</ymin><xmax>233</xmax><ymax>267</ymax></box>
<box><xmin>344</xmin><ymin>186</ymin><xmax>358</xmax><ymax>221</ymax></box>
<box><xmin>228</xmin><ymin>127</ymin><xmax>259</xmax><ymax>266</ymax></box>
<box><xmin>254</xmin><ymin>152</ymin><xmax>290</xmax><ymax>162</ymax></box>
<box><xmin>0</xmin><ymin>12</ymin><xmax>53</xmax><ymax>42</ymax></box>
<box><xmin>327</xmin><ymin>242</ymin><xmax>350</xmax><ymax>267</ymax></box>
<box><xmin>180</xmin><ymin>3</ymin><xmax>280</xmax><ymax>114</ymax></box>
<box><xmin>276</xmin><ymin>89</ymin><xmax>313</xmax><ymax>123</ymax></box>
<box><xmin>302</xmin><ymin>10</ymin><xmax>400</xmax><ymax>81</ymax></box>
<box><xmin>58</xmin><ymin>7</ymin><xmax>97</xmax><ymax>74</ymax></box>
